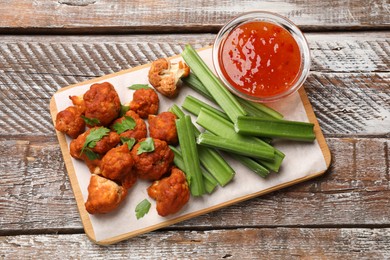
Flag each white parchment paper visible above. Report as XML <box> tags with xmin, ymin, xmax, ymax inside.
<box><xmin>53</xmin><ymin>48</ymin><xmax>328</xmax><ymax>242</ymax></box>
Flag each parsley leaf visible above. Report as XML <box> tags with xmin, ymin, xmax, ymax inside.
<box><xmin>120</xmin><ymin>137</ymin><xmax>136</xmax><ymax>150</ymax></box>
<box><xmin>113</xmin><ymin>116</ymin><xmax>136</xmax><ymax>134</ymax></box>
<box><xmin>83</xmin><ymin>148</ymin><xmax>100</xmax><ymax>160</ymax></box>
<box><xmin>137</xmin><ymin>137</ymin><xmax>155</xmax><ymax>155</ymax></box>
<box><xmin>80</xmin><ymin>127</ymin><xmax>110</xmax><ymax>157</ymax></box>
<box><xmin>128</xmin><ymin>84</ymin><xmax>151</xmax><ymax>90</ymax></box>
<box><xmin>135</xmin><ymin>199</ymin><xmax>151</xmax><ymax>220</ymax></box>
<box><xmin>81</xmin><ymin>115</ymin><xmax>100</xmax><ymax>126</ymax></box>
<box><xmin>119</xmin><ymin>105</ymin><xmax>130</xmax><ymax>117</ymax></box>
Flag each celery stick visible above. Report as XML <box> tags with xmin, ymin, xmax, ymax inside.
<box><xmin>182</xmin><ymin>95</ymin><xmax>272</xmax><ymax>143</ymax></box>
<box><xmin>183</xmin><ymin>72</ymin><xmax>283</xmax><ymax>120</ymax></box>
<box><xmin>238</xmin><ymin>99</ymin><xmax>283</xmax><ymax>120</ymax></box>
<box><xmin>196</xmin><ymin>108</ymin><xmax>285</xmax><ymax>172</ymax></box>
<box><xmin>170</xmin><ymin>145</ymin><xmax>217</xmax><ymax>194</ymax></box>
<box><xmin>176</xmin><ymin>115</ymin><xmax>205</xmax><ymax>196</ymax></box>
<box><xmin>182</xmin><ymin>73</ymin><xmax>214</xmax><ymax>101</ymax></box>
<box><xmin>229</xmin><ymin>154</ymin><xmax>270</xmax><ymax>178</ymax></box>
<box><xmin>197</xmin><ymin>146</ymin><xmax>235</xmax><ymax>186</ymax></box>
<box><xmin>236</xmin><ymin>116</ymin><xmax>316</xmax><ymax>142</ymax></box>
<box><xmin>181</xmin><ymin>45</ymin><xmax>247</xmax><ymax>123</ymax></box>
<box><xmin>182</xmin><ymin>96</ymin><xmax>230</xmax><ymax>121</ymax></box>
<box><xmin>197</xmin><ymin>132</ymin><xmax>275</xmax><ymax>161</ymax></box>
<box><xmin>169</xmin><ymin>104</ymin><xmax>186</xmax><ymax>120</ymax></box>
<box><xmin>170</xmin><ymin>104</ymin><xmax>235</xmax><ymax>186</ymax></box>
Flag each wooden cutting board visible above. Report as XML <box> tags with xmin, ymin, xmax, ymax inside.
<box><xmin>50</xmin><ymin>47</ymin><xmax>331</xmax><ymax>245</ymax></box>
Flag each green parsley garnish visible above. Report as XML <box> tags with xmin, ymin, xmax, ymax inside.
<box><xmin>80</xmin><ymin>127</ymin><xmax>110</xmax><ymax>159</ymax></box>
<box><xmin>137</xmin><ymin>137</ymin><xmax>155</xmax><ymax>155</ymax></box>
<box><xmin>135</xmin><ymin>199</ymin><xmax>151</xmax><ymax>220</ymax></box>
<box><xmin>120</xmin><ymin>137</ymin><xmax>136</xmax><ymax>150</ymax></box>
<box><xmin>128</xmin><ymin>84</ymin><xmax>151</xmax><ymax>90</ymax></box>
<box><xmin>113</xmin><ymin>116</ymin><xmax>136</xmax><ymax>134</ymax></box>
<box><xmin>81</xmin><ymin>115</ymin><xmax>100</xmax><ymax>126</ymax></box>
<box><xmin>119</xmin><ymin>105</ymin><xmax>130</xmax><ymax>117</ymax></box>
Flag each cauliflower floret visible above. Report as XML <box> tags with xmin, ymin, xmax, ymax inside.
<box><xmin>147</xmin><ymin>167</ymin><xmax>190</xmax><ymax>217</ymax></box>
<box><xmin>69</xmin><ymin>127</ymin><xmax>120</xmax><ymax>160</ymax></box>
<box><xmin>55</xmin><ymin>106</ymin><xmax>85</xmax><ymax>139</ymax></box>
<box><xmin>69</xmin><ymin>95</ymin><xmax>86</xmax><ymax>114</ymax></box>
<box><xmin>83</xmin><ymin>82</ymin><xmax>121</xmax><ymax>127</ymax></box>
<box><xmin>131</xmin><ymin>138</ymin><xmax>174</xmax><ymax>181</ymax></box>
<box><xmin>148</xmin><ymin>58</ymin><xmax>190</xmax><ymax>98</ymax></box>
<box><xmin>100</xmin><ymin>144</ymin><xmax>136</xmax><ymax>185</ymax></box>
<box><xmin>129</xmin><ymin>88</ymin><xmax>159</xmax><ymax>119</ymax></box>
<box><xmin>85</xmin><ymin>174</ymin><xmax>128</xmax><ymax>214</ymax></box>
<box><xmin>110</xmin><ymin>110</ymin><xmax>147</xmax><ymax>141</ymax></box>
<box><xmin>148</xmin><ymin>112</ymin><xmax>178</xmax><ymax>145</ymax></box>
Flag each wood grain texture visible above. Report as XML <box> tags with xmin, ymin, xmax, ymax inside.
<box><xmin>0</xmin><ymin>33</ymin><xmax>389</xmax><ymax>137</ymax></box>
<box><xmin>1</xmin><ymin>228</ymin><xmax>390</xmax><ymax>259</ymax></box>
<box><xmin>1</xmin><ymin>138</ymin><xmax>388</xmax><ymax>232</ymax></box>
<box><xmin>0</xmin><ymin>0</ymin><xmax>389</xmax><ymax>33</ymax></box>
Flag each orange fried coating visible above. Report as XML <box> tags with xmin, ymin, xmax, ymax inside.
<box><xmin>111</xmin><ymin>110</ymin><xmax>147</xmax><ymax>141</ymax></box>
<box><xmin>55</xmin><ymin>106</ymin><xmax>85</xmax><ymax>139</ymax></box>
<box><xmin>122</xmin><ymin>169</ymin><xmax>137</xmax><ymax>190</ymax></box>
<box><xmin>147</xmin><ymin>167</ymin><xmax>190</xmax><ymax>217</ymax></box>
<box><xmin>100</xmin><ymin>144</ymin><xmax>135</xmax><ymax>183</ymax></box>
<box><xmin>69</xmin><ymin>127</ymin><xmax>120</xmax><ymax>160</ymax></box>
<box><xmin>148</xmin><ymin>112</ymin><xmax>178</xmax><ymax>145</ymax></box>
<box><xmin>69</xmin><ymin>95</ymin><xmax>86</xmax><ymax>114</ymax></box>
<box><xmin>84</xmin><ymin>157</ymin><xmax>101</xmax><ymax>174</ymax></box>
<box><xmin>148</xmin><ymin>58</ymin><xmax>190</xmax><ymax>98</ymax></box>
<box><xmin>92</xmin><ymin>131</ymin><xmax>120</xmax><ymax>155</ymax></box>
<box><xmin>129</xmin><ymin>88</ymin><xmax>159</xmax><ymax>119</ymax></box>
<box><xmin>85</xmin><ymin>174</ymin><xmax>128</xmax><ymax>214</ymax></box>
<box><xmin>83</xmin><ymin>82</ymin><xmax>121</xmax><ymax>126</ymax></box>
<box><xmin>131</xmin><ymin>138</ymin><xmax>174</xmax><ymax>181</ymax></box>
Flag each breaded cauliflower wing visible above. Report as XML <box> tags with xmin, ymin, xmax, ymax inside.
<box><xmin>131</xmin><ymin>138</ymin><xmax>174</xmax><ymax>181</ymax></box>
<box><xmin>148</xmin><ymin>58</ymin><xmax>190</xmax><ymax>98</ymax></box>
<box><xmin>85</xmin><ymin>174</ymin><xmax>128</xmax><ymax>214</ymax></box>
<box><xmin>55</xmin><ymin>106</ymin><xmax>85</xmax><ymax>139</ymax></box>
<box><xmin>129</xmin><ymin>88</ymin><xmax>159</xmax><ymax>119</ymax></box>
<box><xmin>147</xmin><ymin>167</ymin><xmax>190</xmax><ymax>216</ymax></box>
<box><xmin>148</xmin><ymin>111</ymin><xmax>178</xmax><ymax>145</ymax></box>
<box><xmin>83</xmin><ymin>82</ymin><xmax>121</xmax><ymax>126</ymax></box>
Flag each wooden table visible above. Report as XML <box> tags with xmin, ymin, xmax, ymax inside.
<box><xmin>1</xmin><ymin>1</ymin><xmax>389</xmax><ymax>258</ymax></box>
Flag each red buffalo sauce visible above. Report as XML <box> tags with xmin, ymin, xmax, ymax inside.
<box><xmin>218</xmin><ymin>21</ymin><xmax>301</xmax><ymax>98</ymax></box>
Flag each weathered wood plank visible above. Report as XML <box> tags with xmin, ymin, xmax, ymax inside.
<box><xmin>1</xmin><ymin>0</ymin><xmax>389</xmax><ymax>33</ymax></box>
<box><xmin>1</xmin><ymin>228</ymin><xmax>390</xmax><ymax>258</ymax></box>
<box><xmin>0</xmin><ymin>33</ymin><xmax>388</xmax><ymax>137</ymax></box>
<box><xmin>1</xmin><ymin>138</ymin><xmax>389</xmax><ymax>232</ymax></box>
<box><xmin>1</xmin><ymin>72</ymin><xmax>388</xmax><ymax>137</ymax></box>
<box><xmin>0</xmin><ymin>33</ymin><xmax>388</xmax><ymax>74</ymax></box>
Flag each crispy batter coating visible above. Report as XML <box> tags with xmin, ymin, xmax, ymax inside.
<box><xmin>93</xmin><ymin>130</ymin><xmax>120</xmax><ymax>155</ymax></box>
<box><xmin>84</xmin><ymin>157</ymin><xmax>101</xmax><ymax>174</ymax></box>
<box><xmin>85</xmin><ymin>174</ymin><xmax>128</xmax><ymax>214</ymax></box>
<box><xmin>55</xmin><ymin>106</ymin><xmax>85</xmax><ymax>139</ymax></box>
<box><xmin>69</xmin><ymin>127</ymin><xmax>120</xmax><ymax>160</ymax></box>
<box><xmin>69</xmin><ymin>95</ymin><xmax>86</xmax><ymax>114</ymax></box>
<box><xmin>122</xmin><ymin>169</ymin><xmax>138</xmax><ymax>190</ymax></box>
<box><xmin>148</xmin><ymin>112</ymin><xmax>178</xmax><ymax>145</ymax></box>
<box><xmin>131</xmin><ymin>138</ymin><xmax>174</xmax><ymax>181</ymax></box>
<box><xmin>83</xmin><ymin>82</ymin><xmax>121</xmax><ymax>126</ymax></box>
<box><xmin>147</xmin><ymin>167</ymin><xmax>190</xmax><ymax>216</ymax></box>
<box><xmin>148</xmin><ymin>58</ymin><xmax>190</xmax><ymax>98</ymax></box>
<box><xmin>111</xmin><ymin>110</ymin><xmax>147</xmax><ymax>141</ymax></box>
<box><xmin>100</xmin><ymin>144</ymin><xmax>135</xmax><ymax>183</ymax></box>
<box><xmin>129</xmin><ymin>88</ymin><xmax>159</xmax><ymax>119</ymax></box>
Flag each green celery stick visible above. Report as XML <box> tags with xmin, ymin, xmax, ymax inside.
<box><xmin>235</xmin><ymin>116</ymin><xmax>316</xmax><ymax>142</ymax></box>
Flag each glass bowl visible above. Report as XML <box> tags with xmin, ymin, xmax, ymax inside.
<box><xmin>212</xmin><ymin>11</ymin><xmax>311</xmax><ymax>103</ymax></box>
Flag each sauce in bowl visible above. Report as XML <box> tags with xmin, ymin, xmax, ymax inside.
<box><xmin>213</xmin><ymin>12</ymin><xmax>310</xmax><ymax>102</ymax></box>
<box><xmin>219</xmin><ymin>21</ymin><xmax>301</xmax><ymax>98</ymax></box>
